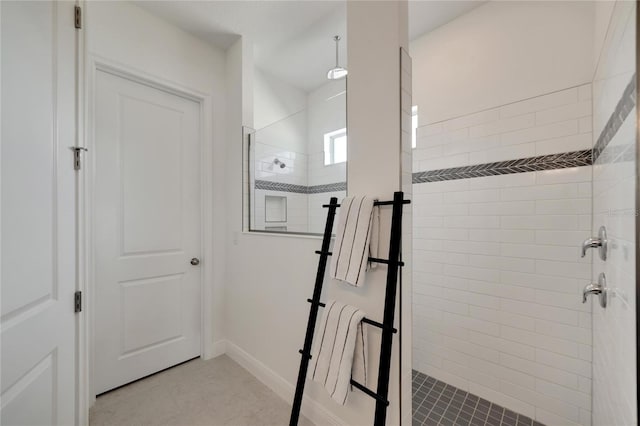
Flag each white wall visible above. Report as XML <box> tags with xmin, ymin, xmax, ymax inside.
<box><xmin>591</xmin><ymin>1</ymin><xmax>637</xmax><ymax>425</ymax></box>
<box><xmin>410</xmin><ymin>1</ymin><xmax>595</xmax><ymax>125</ymax></box>
<box><xmin>86</xmin><ymin>0</ymin><xmax>228</xmax><ymax>363</ymax></box>
<box><xmin>254</xmin><ymin>68</ymin><xmax>307</xmax><ymax>132</ymax></box>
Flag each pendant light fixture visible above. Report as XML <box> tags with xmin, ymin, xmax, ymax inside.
<box><xmin>327</xmin><ymin>35</ymin><xmax>347</xmax><ymax>80</ymax></box>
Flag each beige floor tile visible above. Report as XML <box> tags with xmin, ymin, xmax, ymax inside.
<box><xmin>89</xmin><ymin>355</ymin><xmax>314</xmax><ymax>426</ymax></box>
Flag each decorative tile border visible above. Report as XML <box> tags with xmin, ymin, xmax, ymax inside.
<box><xmin>308</xmin><ymin>182</ymin><xmax>347</xmax><ymax>194</ymax></box>
<box><xmin>255</xmin><ymin>180</ymin><xmax>346</xmax><ymax>194</ymax></box>
<box><xmin>593</xmin><ymin>73</ymin><xmax>637</xmax><ymax>163</ymax></box>
<box><xmin>412</xmin><ymin>150</ymin><xmax>592</xmax><ymax>184</ymax></box>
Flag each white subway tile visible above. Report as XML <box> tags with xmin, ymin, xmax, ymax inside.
<box><xmin>443</xmin><ymin>359</ymin><xmax>501</xmax><ymax>392</ymax></box>
<box><xmin>444</xmin><ymin>189</ymin><xmax>500</xmax><ymax>204</ymax></box>
<box><xmin>443</xmin><ymin>109</ymin><xmax>500</xmax><ymax>131</ymax></box>
<box><xmin>499</xmin><ymin>88</ymin><xmax>578</xmax><ymax>118</ymax></box>
<box><xmin>500</xmin><ymin>183</ymin><xmax>580</xmax><ymax>201</ymax></box>
<box><xmin>418</xmin><ymin>153</ymin><xmax>470</xmax><ymax>171</ymax></box>
<box><xmin>535</xmin><ymin>290</ymin><xmax>589</xmax><ymax>313</ymax></box>
<box><xmin>535</xmin><ymin>100</ymin><xmax>591</xmax><ymax>126</ymax></box>
<box><xmin>500</xmin><ymin>215</ymin><xmax>580</xmax><ymax>230</ymax></box>
<box><xmin>501</xmin><ymin>270</ymin><xmax>581</xmax><ymax>295</ymax></box>
<box><xmin>578</xmin><ymin>117</ymin><xmax>592</xmax><ymax>134</ymax></box>
<box><xmin>535</xmin><ymin>166</ymin><xmax>592</xmax><ymax>185</ymax></box>
<box><xmin>578</xmin><ymin>84</ymin><xmax>592</xmax><ymax>101</ymax></box>
<box><xmin>501</xmin><ymin>120</ymin><xmax>578</xmax><ymax>147</ymax></box>
<box><xmin>469</xmin><ymin>143</ymin><xmax>536</xmax><ymax>165</ymax></box>
<box><xmin>535</xmin><ymin>133</ymin><xmax>592</xmax><ymax>155</ymax></box>
<box><xmin>535</xmin><ymin>199</ymin><xmax>591</xmax><ymax>215</ymax></box>
<box><xmin>500</xmin><ymin>353</ymin><xmax>578</xmax><ymax>390</ymax></box>
<box><xmin>470</xmin><ymin>114</ymin><xmax>535</xmax><ymax>138</ymax></box>
<box><xmin>535</xmin><ymin>348</ymin><xmax>591</xmax><ymax>378</ymax></box>
<box><xmin>501</xmin><ymin>299</ymin><xmax>578</xmax><ymax>326</ymax></box>
<box><xmin>536</xmin><ymin>259</ymin><xmax>591</xmax><ymax>279</ymax></box>
<box><xmin>444</xmin><ymin>288</ymin><xmax>501</xmax><ymax>310</ymax></box>
<box><xmin>443</xmin><ymin>240</ymin><xmax>501</xmax><ymax>256</ymax></box>
<box><xmin>442</xmin><ymin>335</ymin><xmax>500</xmax><ymax>363</ymax></box>
<box><xmin>473</xmin><ymin>201</ymin><xmax>536</xmax><ymax>216</ymax></box>
<box><xmin>468</xmin><ymin>330</ymin><xmax>535</xmax><ymax>361</ymax></box>
<box><xmin>501</xmin><ymin>326</ymin><xmax>579</xmax><ymax>358</ymax></box>
<box><xmin>535</xmin><ymin>319</ymin><xmax>591</xmax><ymax>346</ymax></box>
<box><xmin>535</xmin><ymin>379</ymin><xmax>590</xmax><ymax>410</ymax></box>
<box><xmin>499</xmin><ymin>311</ymin><xmax>536</xmax><ymax>332</ymax></box>
<box><xmin>500</xmin><ymin>243</ymin><xmax>583</xmax><ymax>263</ymax></box>
<box><xmin>535</xmin><ymin>407</ymin><xmax>581</xmax><ymax>426</ymax></box>
<box><xmin>443</xmin><ymin>312</ymin><xmax>501</xmax><ymax>336</ymax></box>
<box><xmin>445</xmin><ymin>215</ymin><xmax>500</xmax><ymax>229</ymax></box>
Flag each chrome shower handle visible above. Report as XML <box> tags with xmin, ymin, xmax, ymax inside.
<box><xmin>580</xmin><ymin>226</ymin><xmax>608</xmax><ymax>261</ymax></box>
<box><xmin>581</xmin><ymin>238</ymin><xmax>602</xmax><ymax>257</ymax></box>
<box><xmin>582</xmin><ymin>282</ymin><xmax>602</xmax><ymax>303</ymax></box>
<box><xmin>582</xmin><ymin>272</ymin><xmax>607</xmax><ymax>308</ymax></box>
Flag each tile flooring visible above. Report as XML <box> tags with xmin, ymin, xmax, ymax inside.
<box><xmin>412</xmin><ymin>370</ymin><xmax>544</xmax><ymax>426</ymax></box>
<box><xmin>90</xmin><ymin>355</ymin><xmax>313</xmax><ymax>426</ymax></box>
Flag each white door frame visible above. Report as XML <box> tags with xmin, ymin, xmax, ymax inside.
<box><xmin>78</xmin><ymin>55</ymin><xmax>215</xmax><ymax>414</ymax></box>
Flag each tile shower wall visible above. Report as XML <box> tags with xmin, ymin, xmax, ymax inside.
<box><xmin>413</xmin><ymin>84</ymin><xmax>594</xmax><ymax>425</ymax></box>
<box><xmin>252</xmin><ymin>110</ymin><xmax>309</xmax><ymax>232</ymax></box>
<box><xmin>591</xmin><ymin>1</ymin><xmax>637</xmax><ymax>425</ymax></box>
<box><xmin>252</xmin><ymin>141</ymin><xmax>309</xmax><ymax>232</ymax></box>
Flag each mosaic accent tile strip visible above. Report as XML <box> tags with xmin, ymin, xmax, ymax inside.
<box><xmin>412</xmin><ymin>150</ymin><xmax>592</xmax><ymax>184</ymax></box>
<box><xmin>308</xmin><ymin>182</ymin><xmax>347</xmax><ymax>194</ymax></box>
<box><xmin>254</xmin><ymin>180</ymin><xmax>308</xmax><ymax>194</ymax></box>
<box><xmin>593</xmin><ymin>73</ymin><xmax>637</xmax><ymax>163</ymax></box>
<box><xmin>412</xmin><ymin>370</ymin><xmax>544</xmax><ymax>426</ymax></box>
<box><xmin>254</xmin><ymin>180</ymin><xmax>346</xmax><ymax>194</ymax></box>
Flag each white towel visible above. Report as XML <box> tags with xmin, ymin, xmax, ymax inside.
<box><xmin>311</xmin><ymin>300</ymin><xmax>368</xmax><ymax>405</ymax></box>
<box><xmin>329</xmin><ymin>196</ymin><xmax>379</xmax><ymax>287</ymax></box>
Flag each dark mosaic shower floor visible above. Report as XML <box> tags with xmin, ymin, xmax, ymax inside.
<box><xmin>412</xmin><ymin>370</ymin><xmax>545</xmax><ymax>426</ymax></box>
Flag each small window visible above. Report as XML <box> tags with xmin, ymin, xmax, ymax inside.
<box><xmin>412</xmin><ymin>105</ymin><xmax>418</xmax><ymax>149</ymax></box>
<box><xmin>324</xmin><ymin>128</ymin><xmax>347</xmax><ymax>165</ymax></box>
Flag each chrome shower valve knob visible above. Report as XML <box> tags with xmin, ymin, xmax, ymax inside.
<box><xmin>581</xmin><ymin>226</ymin><xmax>607</xmax><ymax>261</ymax></box>
<box><xmin>582</xmin><ymin>272</ymin><xmax>607</xmax><ymax>308</ymax></box>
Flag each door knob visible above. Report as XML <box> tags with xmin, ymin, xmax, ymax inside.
<box><xmin>190</xmin><ymin>258</ymin><xmax>200</xmax><ymax>266</ymax></box>
<box><xmin>581</xmin><ymin>226</ymin><xmax>607</xmax><ymax>261</ymax></box>
<box><xmin>583</xmin><ymin>272</ymin><xmax>607</xmax><ymax>308</ymax></box>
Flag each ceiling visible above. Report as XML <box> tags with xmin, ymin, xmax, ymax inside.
<box><xmin>135</xmin><ymin>0</ymin><xmax>485</xmax><ymax>92</ymax></box>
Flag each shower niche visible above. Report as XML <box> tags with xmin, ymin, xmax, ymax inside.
<box><xmin>265</xmin><ymin>195</ymin><xmax>287</xmax><ymax>226</ymax></box>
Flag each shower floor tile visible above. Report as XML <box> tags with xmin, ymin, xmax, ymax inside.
<box><xmin>412</xmin><ymin>370</ymin><xmax>545</xmax><ymax>426</ymax></box>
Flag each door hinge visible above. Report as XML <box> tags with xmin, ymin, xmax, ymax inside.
<box><xmin>74</xmin><ymin>291</ymin><xmax>82</xmax><ymax>313</ymax></box>
<box><xmin>71</xmin><ymin>147</ymin><xmax>88</xmax><ymax>170</ymax></box>
<box><xmin>74</xmin><ymin>5</ymin><xmax>82</xmax><ymax>29</ymax></box>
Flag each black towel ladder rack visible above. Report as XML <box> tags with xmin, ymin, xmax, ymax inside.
<box><xmin>289</xmin><ymin>191</ymin><xmax>409</xmax><ymax>426</ymax></box>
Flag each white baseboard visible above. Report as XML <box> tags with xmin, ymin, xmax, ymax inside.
<box><xmin>210</xmin><ymin>339</ymin><xmax>227</xmax><ymax>359</ymax></box>
<box><xmin>225</xmin><ymin>341</ymin><xmax>344</xmax><ymax>426</ymax></box>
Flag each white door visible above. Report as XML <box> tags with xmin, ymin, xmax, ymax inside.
<box><xmin>1</xmin><ymin>1</ymin><xmax>78</xmax><ymax>425</ymax></box>
<box><xmin>94</xmin><ymin>70</ymin><xmax>202</xmax><ymax>394</ymax></box>
<box><xmin>591</xmin><ymin>1</ymin><xmax>637</xmax><ymax>425</ymax></box>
